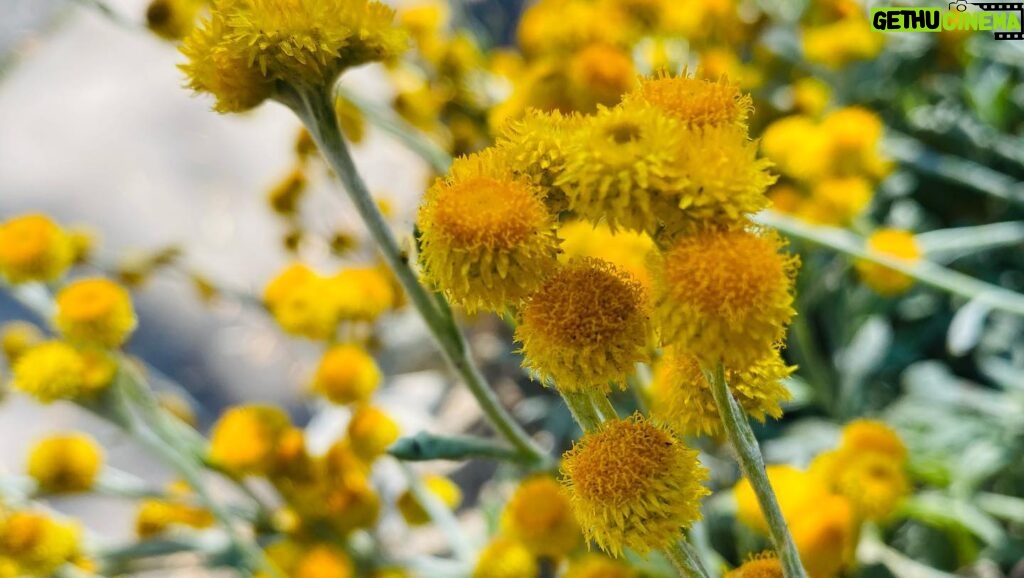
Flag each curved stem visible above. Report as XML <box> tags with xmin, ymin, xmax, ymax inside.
<box><xmin>285</xmin><ymin>85</ymin><xmax>547</xmax><ymax>466</ymax></box>
<box><xmin>704</xmin><ymin>363</ymin><xmax>808</xmax><ymax>578</ymax></box>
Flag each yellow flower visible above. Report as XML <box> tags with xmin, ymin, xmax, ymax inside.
<box><xmin>146</xmin><ymin>0</ymin><xmax>203</xmax><ymax>40</ymax></box>
<box><xmin>726</xmin><ymin>554</ymin><xmax>783</xmax><ymax>578</ymax></box>
<box><xmin>791</xmin><ymin>78</ymin><xmax>831</xmax><ymax>117</ymax></box>
<box><xmin>855</xmin><ymin>229</ymin><xmax>920</xmax><ymax>296</ymax></box>
<box><xmin>760</xmin><ymin>116</ymin><xmax>828</xmax><ymax>183</ymax></box>
<box><xmin>1</xmin><ymin>321</ymin><xmax>43</xmax><ymax>365</ymax></box>
<box><xmin>561</xmin><ymin>414</ymin><xmax>708</xmax><ymax>556</ymax></box>
<box><xmin>55</xmin><ymin>278</ymin><xmax>137</xmax><ymax>348</ymax></box>
<box><xmin>652</xmin><ymin>227</ymin><xmax>798</xmax><ymax>369</ymax></box>
<box><xmin>812</xmin><ymin>451</ymin><xmax>907</xmax><ymax>522</ymax></box>
<box><xmin>567</xmin><ymin>44</ymin><xmax>635</xmax><ymax>112</ymax></box>
<box><xmin>0</xmin><ymin>214</ymin><xmax>73</xmax><ymax>284</ymax></box>
<box><xmin>649</xmin><ymin>348</ymin><xmax>793</xmax><ymax>437</ymax></box>
<box><xmin>557</xmin><ymin>220</ymin><xmax>655</xmax><ymax>292</ymax></box>
<box><xmin>417</xmin><ymin>150</ymin><xmax>560</xmax><ymax>312</ymax></box>
<box><xmin>802</xmin><ymin>16</ymin><xmax>883</xmax><ymax>69</ymax></box>
<box><xmin>135</xmin><ymin>482</ymin><xmax>215</xmax><ymax>537</ymax></box>
<box><xmin>516</xmin><ymin>0</ymin><xmax>623</xmax><ymax>56</ymax></box>
<box><xmin>397</xmin><ymin>474</ymin><xmax>463</xmax><ymax>526</ymax></box>
<box><xmin>840</xmin><ymin>419</ymin><xmax>907</xmax><ymax>461</ymax></box>
<box><xmin>563</xmin><ymin>554</ymin><xmax>638</xmax><ymax>578</ymax></box>
<box><xmin>0</xmin><ymin>511</ymin><xmax>80</xmax><ymax>576</ymax></box>
<box><xmin>347</xmin><ymin>405</ymin><xmax>400</xmax><ymax>462</ymax></box>
<box><xmin>472</xmin><ymin>537</ymin><xmax>539</xmax><ymax>578</ymax></box>
<box><xmin>208</xmin><ymin>405</ymin><xmax>291</xmax><ymax>474</ymax></box>
<box><xmin>789</xmin><ymin>495</ymin><xmax>856</xmax><ymax>578</ymax></box>
<box><xmin>820</xmin><ymin>108</ymin><xmax>891</xmax><ymax>179</ymax></box>
<box><xmin>295</xmin><ymin>545</ymin><xmax>354</xmax><ymax>578</ymax></box>
<box><xmin>263</xmin><ymin>263</ymin><xmax>340</xmax><ymax>340</ymax></box>
<box><xmin>311</xmin><ymin>344</ymin><xmax>380</xmax><ymax>405</ymax></box>
<box><xmin>516</xmin><ymin>258</ymin><xmax>649</xmax><ymax>393</ymax></box>
<box><xmin>734</xmin><ymin>465</ymin><xmax>831</xmax><ymax>535</ymax></box>
<box><xmin>27</xmin><ymin>434</ymin><xmax>103</xmax><ymax>493</ymax></box>
<box><xmin>623</xmin><ymin>73</ymin><xmax>753</xmax><ymax>129</ymax></box>
<box><xmin>495</xmin><ymin>109</ymin><xmax>579</xmax><ymax>213</ymax></box>
<box><xmin>267</xmin><ymin>167</ymin><xmax>307</xmax><ymax>215</ymax></box>
<box><xmin>501</xmin><ymin>477</ymin><xmax>581</xmax><ymax>559</ymax></box>
<box><xmin>330</xmin><ymin>266</ymin><xmax>398</xmax><ymax>322</ymax></box>
<box><xmin>11</xmin><ymin>342</ymin><xmax>111</xmax><ymax>403</ymax></box>
<box><xmin>799</xmin><ymin>177</ymin><xmax>872</xmax><ymax>226</ymax></box>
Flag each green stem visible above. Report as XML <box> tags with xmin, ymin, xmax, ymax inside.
<box><xmin>665</xmin><ymin>540</ymin><xmax>713</xmax><ymax>578</ymax></box>
<box><xmin>560</xmin><ymin>391</ymin><xmax>603</xmax><ymax>433</ymax></box>
<box><xmin>589</xmin><ymin>391</ymin><xmax>619</xmax><ymax>421</ymax></box>
<box><xmin>284</xmin><ymin>85</ymin><xmax>547</xmax><ymax>466</ymax></box>
<box><xmin>704</xmin><ymin>364</ymin><xmax>808</xmax><ymax>578</ymax></box>
<box><xmin>389</xmin><ymin>432</ymin><xmax>536</xmax><ymax>464</ymax></box>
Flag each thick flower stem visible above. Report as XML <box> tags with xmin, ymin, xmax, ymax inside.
<box><xmin>561</xmin><ymin>391</ymin><xmax>603</xmax><ymax>434</ymax></box>
<box><xmin>666</xmin><ymin>540</ymin><xmax>713</xmax><ymax>578</ymax></box>
<box><xmin>287</xmin><ymin>85</ymin><xmax>547</xmax><ymax>467</ymax></box>
<box><xmin>705</xmin><ymin>363</ymin><xmax>808</xmax><ymax>578</ymax></box>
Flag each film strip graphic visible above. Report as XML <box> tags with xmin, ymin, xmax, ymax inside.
<box><xmin>970</xmin><ymin>2</ymin><xmax>1024</xmax><ymax>38</ymax></box>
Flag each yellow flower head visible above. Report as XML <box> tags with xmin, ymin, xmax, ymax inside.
<box><xmin>734</xmin><ymin>465</ymin><xmax>831</xmax><ymax>535</ymax></box>
<box><xmin>624</xmin><ymin>73</ymin><xmax>753</xmax><ymax>129</ymax></box>
<box><xmin>146</xmin><ymin>0</ymin><xmax>203</xmax><ymax>40</ymax></box>
<box><xmin>0</xmin><ymin>214</ymin><xmax>73</xmax><ymax>284</ymax></box>
<box><xmin>558</xmin><ymin>220</ymin><xmax>655</xmax><ymax>292</ymax></box>
<box><xmin>472</xmin><ymin>537</ymin><xmax>539</xmax><ymax>578</ymax></box>
<box><xmin>55</xmin><ymin>278</ymin><xmax>137</xmax><ymax>348</ymax></box>
<box><xmin>263</xmin><ymin>263</ymin><xmax>340</xmax><ymax>340</ymax></box>
<box><xmin>330</xmin><ymin>266</ymin><xmax>398</xmax><ymax>322</ymax></box>
<box><xmin>568</xmin><ymin>44</ymin><xmax>635</xmax><ymax>111</ymax></box>
<box><xmin>840</xmin><ymin>419</ymin><xmax>907</xmax><ymax>460</ymax></box>
<box><xmin>653</xmin><ymin>227</ymin><xmax>798</xmax><ymax>368</ymax></box>
<box><xmin>11</xmin><ymin>342</ymin><xmax>110</xmax><ymax>403</ymax></box>
<box><xmin>0</xmin><ymin>511</ymin><xmax>80</xmax><ymax>576</ymax></box>
<box><xmin>1</xmin><ymin>321</ymin><xmax>43</xmax><ymax>365</ymax></box>
<box><xmin>179</xmin><ymin>10</ymin><xmax>275</xmax><ymax>113</ymax></box>
<box><xmin>209</xmin><ymin>405</ymin><xmax>291</xmax><ymax>474</ymax></box>
<box><xmin>295</xmin><ymin>545</ymin><xmax>354</xmax><ymax>578</ymax></box>
<box><xmin>791</xmin><ymin>78</ymin><xmax>832</xmax><ymax>117</ymax></box>
<box><xmin>820</xmin><ymin>107</ymin><xmax>890</xmax><ymax>179</ymax></box>
<box><xmin>417</xmin><ymin>150</ymin><xmax>560</xmax><ymax>312</ymax></box>
<box><xmin>561</xmin><ymin>414</ymin><xmax>709</xmax><ymax>556</ymax></box>
<box><xmin>495</xmin><ymin>109</ymin><xmax>579</xmax><ymax>213</ymax></box>
<box><xmin>501</xmin><ymin>476</ymin><xmax>581</xmax><ymax>559</ymax></box>
<box><xmin>27</xmin><ymin>434</ymin><xmax>103</xmax><ymax>494</ymax></box>
<box><xmin>135</xmin><ymin>491</ymin><xmax>215</xmax><ymax>538</ymax></box>
<box><xmin>760</xmin><ymin>116</ymin><xmax>828</xmax><ymax>183</ymax></box>
<box><xmin>726</xmin><ymin>554</ymin><xmax>783</xmax><ymax>578</ymax></box>
<box><xmin>516</xmin><ymin>258</ymin><xmax>649</xmax><ymax>393</ymax></box>
<box><xmin>397</xmin><ymin>474</ymin><xmax>463</xmax><ymax>526</ymax></box>
<box><xmin>649</xmin><ymin>348</ymin><xmax>793</xmax><ymax>437</ymax></box>
<box><xmin>563</xmin><ymin>554</ymin><xmax>638</xmax><ymax>578</ymax></box>
<box><xmin>802</xmin><ymin>16</ymin><xmax>883</xmax><ymax>70</ymax></box>
<box><xmin>799</xmin><ymin>177</ymin><xmax>873</xmax><ymax>226</ymax></box>
<box><xmin>311</xmin><ymin>344</ymin><xmax>380</xmax><ymax>405</ymax></box>
<box><xmin>267</xmin><ymin>167</ymin><xmax>307</xmax><ymax>215</ymax></box>
<box><xmin>813</xmin><ymin>451</ymin><xmax>908</xmax><ymax>522</ymax></box>
<box><xmin>517</xmin><ymin>0</ymin><xmax>623</xmax><ymax>56</ymax></box>
<box><xmin>855</xmin><ymin>229</ymin><xmax>920</xmax><ymax>296</ymax></box>
<box><xmin>790</xmin><ymin>495</ymin><xmax>856</xmax><ymax>578</ymax></box>
<box><xmin>347</xmin><ymin>405</ymin><xmax>400</xmax><ymax>462</ymax></box>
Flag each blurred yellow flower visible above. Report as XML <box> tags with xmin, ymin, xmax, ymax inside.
<box><xmin>855</xmin><ymin>229</ymin><xmax>921</xmax><ymax>295</ymax></box>
<box><xmin>563</xmin><ymin>554</ymin><xmax>638</xmax><ymax>578</ymax></box>
<box><xmin>472</xmin><ymin>537</ymin><xmax>539</xmax><ymax>578</ymax></box>
<box><xmin>263</xmin><ymin>264</ymin><xmax>340</xmax><ymax>340</ymax></box>
<box><xmin>348</xmin><ymin>405</ymin><xmax>400</xmax><ymax>463</ymax></box>
<box><xmin>501</xmin><ymin>476</ymin><xmax>581</xmax><ymax>559</ymax></box>
<box><xmin>267</xmin><ymin>167</ymin><xmax>308</xmax><ymax>216</ymax></box>
<box><xmin>397</xmin><ymin>474</ymin><xmax>462</xmax><ymax>526</ymax></box>
<box><xmin>0</xmin><ymin>511</ymin><xmax>80</xmax><ymax>577</ymax></box>
<box><xmin>146</xmin><ymin>0</ymin><xmax>203</xmax><ymax>41</ymax></box>
<box><xmin>0</xmin><ymin>321</ymin><xmax>43</xmax><ymax>365</ymax></box>
<box><xmin>840</xmin><ymin>419</ymin><xmax>907</xmax><ymax>460</ymax></box>
<box><xmin>0</xmin><ymin>214</ymin><xmax>73</xmax><ymax>284</ymax></box>
<box><xmin>135</xmin><ymin>482</ymin><xmax>215</xmax><ymax>538</ymax></box>
<box><xmin>330</xmin><ymin>266</ymin><xmax>398</xmax><ymax>322</ymax></box>
<box><xmin>311</xmin><ymin>344</ymin><xmax>381</xmax><ymax>405</ymax></box>
<box><xmin>209</xmin><ymin>405</ymin><xmax>291</xmax><ymax>475</ymax></box>
<box><xmin>12</xmin><ymin>341</ymin><xmax>111</xmax><ymax>403</ymax></box>
<box><xmin>55</xmin><ymin>278</ymin><xmax>137</xmax><ymax>348</ymax></box>
<box><xmin>567</xmin><ymin>44</ymin><xmax>635</xmax><ymax>111</ymax></box>
<box><xmin>27</xmin><ymin>434</ymin><xmax>103</xmax><ymax>494</ymax></box>
<box><xmin>800</xmin><ymin>177</ymin><xmax>873</xmax><ymax>226</ymax></box>
<box><xmin>803</xmin><ymin>16</ymin><xmax>883</xmax><ymax>69</ymax></box>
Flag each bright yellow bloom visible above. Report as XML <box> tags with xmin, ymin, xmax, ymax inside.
<box><xmin>311</xmin><ymin>344</ymin><xmax>380</xmax><ymax>405</ymax></box>
<box><xmin>726</xmin><ymin>554</ymin><xmax>783</xmax><ymax>578</ymax></box>
<box><xmin>653</xmin><ymin>227</ymin><xmax>798</xmax><ymax>369</ymax></box>
<box><xmin>0</xmin><ymin>511</ymin><xmax>80</xmax><ymax>576</ymax></box>
<box><xmin>1</xmin><ymin>321</ymin><xmax>43</xmax><ymax>365</ymax></box>
<box><xmin>799</xmin><ymin>177</ymin><xmax>872</xmax><ymax>226</ymax></box>
<box><xmin>146</xmin><ymin>0</ymin><xmax>203</xmax><ymax>40</ymax></box>
<box><xmin>820</xmin><ymin>108</ymin><xmax>891</xmax><ymax>179</ymax></box>
<box><xmin>27</xmin><ymin>434</ymin><xmax>103</xmax><ymax>493</ymax></box>
<box><xmin>624</xmin><ymin>73</ymin><xmax>753</xmax><ymax>129</ymax></box>
<box><xmin>11</xmin><ymin>342</ymin><xmax>112</xmax><ymax>403</ymax></box>
<box><xmin>397</xmin><ymin>474</ymin><xmax>463</xmax><ymax>526</ymax></box>
<box><xmin>495</xmin><ymin>109</ymin><xmax>579</xmax><ymax>213</ymax></box>
<box><xmin>563</xmin><ymin>554</ymin><xmax>638</xmax><ymax>578</ymax></box>
<box><xmin>55</xmin><ymin>278</ymin><xmax>137</xmax><ymax>348</ymax></box>
<box><xmin>649</xmin><ymin>348</ymin><xmax>793</xmax><ymax>437</ymax></box>
<box><xmin>557</xmin><ymin>220</ymin><xmax>655</xmax><ymax>292</ymax></box>
<box><xmin>789</xmin><ymin>495</ymin><xmax>856</xmax><ymax>578</ymax></box>
<box><xmin>501</xmin><ymin>476</ymin><xmax>581</xmax><ymax>559</ymax></box>
<box><xmin>760</xmin><ymin>115</ymin><xmax>829</xmax><ymax>183</ymax></box>
<box><xmin>417</xmin><ymin>150</ymin><xmax>560</xmax><ymax>312</ymax></box>
<box><xmin>516</xmin><ymin>0</ymin><xmax>623</xmax><ymax>56</ymax></box>
<box><xmin>812</xmin><ymin>451</ymin><xmax>908</xmax><ymax>522</ymax></box>
<box><xmin>295</xmin><ymin>545</ymin><xmax>354</xmax><ymax>578</ymax></box>
<box><xmin>330</xmin><ymin>266</ymin><xmax>398</xmax><ymax>322</ymax></box>
<box><xmin>135</xmin><ymin>482</ymin><xmax>215</xmax><ymax>537</ymax></box>
<box><xmin>791</xmin><ymin>78</ymin><xmax>831</xmax><ymax>117</ymax></box>
<box><xmin>0</xmin><ymin>214</ymin><xmax>73</xmax><ymax>284</ymax></box>
<box><xmin>840</xmin><ymin>419</ymin><xmax>907</xmax><ymax>461</ymax></box>
<box><xmin>347</xmin><ymin>405</ymin><xmax>400</xmax><ymax>462</ymax></box>
<box><xmin>267</xmin><ymin>167</ymin><xmax>307</xmax><ymax>215</ymax></box>
<box><xmin>855</xmin><ymin>229</ymin><xmax>920</xmax><ymax>295</ymax></box>
<box><xmin>734</xmin><ymin>465</ymin><xmax>831</xmax><ymax>535</ymax></box>
<box><xmin>561</xmin><ymin>415</ymin><xmax>708</xmax><ymax>556</ymax></box>
<box><xmin>567</xmin><ymin>44</ymin><xmax>635</xmax><ymax>111</ymax></box>
<box><xmin>208</xmin><ymin>405</ymin><xmax>291</xmax><ymax>474</ymax></box>
<box><xmin>263</xmin><ymin>263</ymin><xmax>340</xmax><ymax>340</ymax></box>
<box><xmin>802</xmin><ymin>16</ymin><xmax>883</xmax><ymax>69</ymax></box>
<box><xmin>472</xmin><ymin>537</ymin><xmax>539</xmax><ymax>578</ymax></box>
<box><xmin>516</xmin><ymin>258</ymin><xmax>649</xmax><ymax>393</ymax></box>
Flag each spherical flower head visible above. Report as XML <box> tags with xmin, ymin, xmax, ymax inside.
<box><xmin>0</xmin><ymin>511</ymin><xmax>80</xmax><ymax>576</ymax></box>
<box><xmin>55</xmin><ymin>278</ymin><xmax>137</xmax><ymax>348</ymax></box>
<box><xmin>330</xmin><ymin>266</ymin><xmax>399</xmax><ymax>322</ymax></box>
<box><xmin>802</xmin><ymin>16</ymin><xmax>883</xmax><ymax>70</ymax></box>
<box><xmin>263</xmin><ymin>263</ymin><xmax>341</xmax><ymax>339</ymax></box>
<box><xmin>516</xmin><ymin>258</ymin><xmax>650</xmax><ymax>393</ymax></box>
<box><xmin>789</xmin><ymin>494</ymin><xmax>855</xmax><ymax>578</ymax></box>
<box><xmin>855</xmin><ymin>229</ymin><xmax>920</xmax><ymax>296</ymax></box>
<box><xmin>471</xmin><ymin>537</ymin><xmax>539</xmax><ymax>578</ymax></box>
<box><xmin>623</xmin><ymin>72</ymin><xmax>753</xmax><ymax>129</ymax></box>
<box><xmin>840</xmin><ymin>419</ymin><xmax>907</xmax><ymax>460</ymax></box>
<box><xmin>1</xmin><ymin>321</ymin><xmax>44</xmax><ymax>365</ymax></box>
<box><xmin>501</xmin><ymin>476</ymin><xmax>581</xmax><ymax>558</ymax></box>
<box><xmin>495</xmin><ymin>109</ymin><xmax>580</xmax><ymax>213</ymax></box>
<box><xmin>397</xmin><ymin>474</ymin><xmax>463</xmax><ymax>526</ymax></box>
<box><xmin>11</xmin><ymin>342</ymin><xmax>109</xmax><ymax>403</ymax></box>
<box><xmin>208</xmin><ymin>405</ymin><xmax>291</xmax><ymax>474</ymax></box>
<box><xmin>27</xmin><ymin>434</ymin><xmax>103</xmax><ymax>494</ymax></box>
<box><xmin>563</xmin><ymin>554</ymin><xmax>638</xmax><ymax>578</ymax></box>
<box><xmin>653</xmin><ymin>227</ymin><xmax>798</xmax><ymax>368</ymax></box>
<box><xmin>799</xmin><ymin>177</ymin><xmax>872</xmax><ymax>226</ymax></box>
<box><xmin>813</xmin><ymin>450</ymin><xmax>907</xmax><ymax>522</ymax></box>
<box><xmin>567</xmin><ymin>44</ymin><xmax>635</xmax><ymax>111</ymax></box>
<box><xmin>0</xmin><ymin>214</ymin><xmax>73</xmax><ymax>284</ymax></box>
<box><xmin>516</xmin><ymin>0</ymin><xmax>624</xmax><ymax>57</ymax></box>
<box><xmin>561</xmin><ymin>414</ymin><xmax>709</xmax><ymax>557</ymax></box>
<box><xmin>821</xmin><ymin>107</ymin><xmax>891</xmax><ymax>179</ymax></box>
<box><xmin>558</xmin><ymin>220</ymin><xmax>655</xmax><ymax>293</ymax></box>
<box><xmin>417</xmin><ymin>150</ymin><xmax>560</xmax><ymax>312</ymax></box>
<box><xmin>179</xmin><ymin>10</ymin><xmax>275</xmax><ymax>113</ymax></box>
<box><xmin>760</xmin><ymin>116</ymin><xmax>828</xmax><ymax>183</ymax></box>
<box><xmin>311</xmin><ymin>344</ymin><xmax>380</xmax><ymax>405</ymax></box>
<box><xmin>294</xmin><ymin>545</ymin><xmax>354</xmax><ymax>578</ymax></box>
<box><xmin>733</xmin><ymin>465</ymin><xmax>831</xmax><ymax>535</ymax></box>
<box><xmin>649</xmin><ymin>348</ymin><xmax>793</xmax><ymax>437</ymax></box>
<box><xmin>347</xmin><ymin>405</ymin><xmax>400</xmax><ymax>463</ymax></box>
<box><xmin>725</xmin><ymin>554</ymin><xmax>783</xmax><ymax>578</ymax></box>
<box><xmin>135</xmin><ymin>494</ymin><xmax>215</xmax><ymax>538</ymax></box>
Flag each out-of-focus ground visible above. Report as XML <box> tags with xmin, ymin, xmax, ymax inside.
<box><xmin>0</xmin><ymin>0</ymin><xmax>471</xmax><ymax>555</ymax></box>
